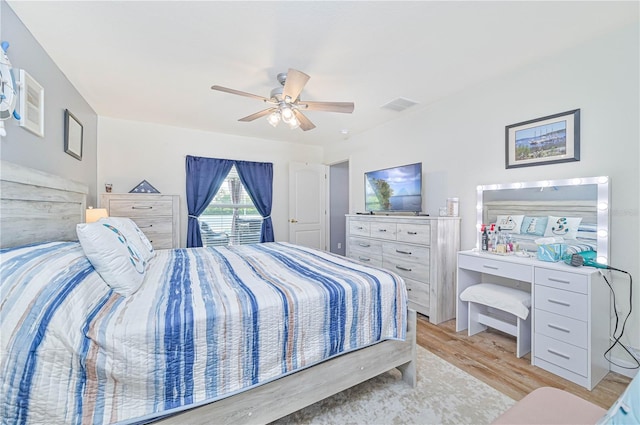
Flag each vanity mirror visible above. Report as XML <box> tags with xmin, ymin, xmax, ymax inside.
<box><xmin>476</xmin><ymin>176</ymin><xmax>610</xmax><ymax>265</ymax></box>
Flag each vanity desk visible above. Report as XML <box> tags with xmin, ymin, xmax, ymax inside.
<box><xmin>456</xmin><ymin>249</ymin><xmax>610</xmax><ymax>390</ymax></box>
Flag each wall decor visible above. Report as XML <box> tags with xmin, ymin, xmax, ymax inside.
<box><xmin>18</xmin><ymin>69</ymin><xmax>45</xmax><ymax>137</ymax></box>
<box><xmin>64</xmin><ymin>109</ymin><xmax>83</xmax><ymax>160</ymax></box>
<box><xmin>505</xmin><ymin>109</ymin><xmax>580</xmax><ymax>169</ymax></box>
<box><xmin>129</xmin><ymin>180</ymin><xmax>160</xmax><ymax>193</ymax></box>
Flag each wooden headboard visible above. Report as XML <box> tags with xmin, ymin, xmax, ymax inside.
<box><xmin>483</xmin><ymin>200</ymin><xmax>597</xmax><ymax>227</ymax></box>
<box><xmin>0</xmin><ymin>161</ymin><xmax>88</xmax><ymax>248</ymax></box>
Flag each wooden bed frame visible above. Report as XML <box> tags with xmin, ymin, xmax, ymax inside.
<box><xmin>0</xmin><ymin>160</ymin><xmax>417</xmax><ymax>424</ymax></box>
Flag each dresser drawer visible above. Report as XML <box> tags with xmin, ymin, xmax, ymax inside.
<box><xmin>535</xmin><ymin>309</ymin><xmax>588</xmax><ymax>349</ymax></box>
<box><xmin>405</xmin><ymin>277</ymin><xmax>430</xmax><ymax>310</ymax></box>
<box><xmin>349</xmin><ymin>220</ymin><xmax>370</xmax><ymax>237</ymax></box>
<box><xmin>144</xmin><ymin>232</ymin><xmax>174</xmax><ymax>250</ymax></box>
<box><xmin>535</xmin><ymin>333</ymin><xmax>588</xmax><ymax>377</ymax></box>
<box><xmin>109</xmin><ymin>199</ymin><xmax>174</xmax><ymax>218</ymax></box>
<box><xmin>535</xmin><ymin>285</ymin><xmax>587</xmax><ymax>321</ymax></box>
<box><xmin>383</xmin><ymin>242</ymin><xmax>429</xmax><ymax>282</ymax></box>
<box><xmin>348</xmin><ymin>237</ymin><xmax>383</xmax><ymax>265</ymax></box>
<box><xmin>458</xmin><ymin>254</ymin><xmax>531</xmax><ymax>281</ymax></box>
<box><xmin>370</xmin><ymin>222</ymin><xmax>397</xmax><ymax>241</ymax></box>
<box><xmin>396</xmin><ymin>222</ymin><xmax>430</xmax><ymax>245</ymax></box>
<box><xmin>535</xmin><ymin>267</ymin><xmax>588</xmax><ymax>294</ymax></box>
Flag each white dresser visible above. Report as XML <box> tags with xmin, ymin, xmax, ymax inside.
<box><xmin>456</xmin><ymin>250</ymin><xmax>610</xmax><ymax>390</ymax></box>
<box><xmin>101</xmin><ymin>194</ymin><xmax>180</xmax><ymax>249</ymax></box>
<box><xmin>346</xmin><ymin>214</ymin><xmax>460</xmax><ymax>324</ymax></box>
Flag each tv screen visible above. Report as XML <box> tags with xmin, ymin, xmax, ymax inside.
<box><xmin>365</xmin><ymin>163</ymin><xmax>422</xmax><ymax>213</ymax></box>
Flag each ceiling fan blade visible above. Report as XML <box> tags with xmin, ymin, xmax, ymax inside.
<box><xmin>299</xmin><ymin>100</ymin><xmax>355</xmax><ymax>113</ymax></box>
<box><xmin>238</xmin><ymin>108</ymin><xmax>277</xmax><ymax>122</ymax></box>
<box><xmin>292</xmin><ymin>109</ymin><xmax>316</xmax><ymax>131</ymax></box>
<box><xmin>282</xmin><ymin>69</ymin><xmax>310</xmax><ymax>102</ymax></box>
<box><xmin>211</xmin><ymin>85</ymin><xmax>270</xmax><ymax>102</ymax></box>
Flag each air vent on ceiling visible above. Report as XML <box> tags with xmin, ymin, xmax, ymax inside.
<box><xmin>381</xmin><ymin>97</ymin><xmax>420</xmax><ymax>112</ymax></box>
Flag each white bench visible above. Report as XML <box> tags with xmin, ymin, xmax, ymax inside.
<box><xmin>459</xmin><ymin>283</ymin><xmax>531</xmax><ymax>358</ymax></box>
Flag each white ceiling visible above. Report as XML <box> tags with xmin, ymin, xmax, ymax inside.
<box><xmin>7</xmin><ymin>1</ymin><xmax>639</xmax><ymax>147</ymax></box>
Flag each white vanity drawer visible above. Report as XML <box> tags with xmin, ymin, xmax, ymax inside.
<box><xmin>458</xmin><ymin>254</ymin><xmax>531</xmax><ymax>281</ymax></box>
<box><xmin>370</xmin><ymin>222</ymin><xmax>397</xmax><ymax>241</ymax></box>
<box><xmin>405</xmin><ymin>277</ymin><xmax>430</xmax><ymax>310</ymax></box>
<box><xmin>349</xmin><ymin>220</ymin><xmax>370</xmax><ymax>237</ymax></box>
<box><xmin>534</xmin><ymin>309</ymin><xmax>588</xmax><ymax>349</ymax></box>
<box><xmin>535</xmin><ymin>333</ymin><xmax>588</xmax><ymax>377</ymax></box>
<box><xmin>397</xmin><ymin>222</ymin><xmax>430</xmax><ymax>245</ymax></box>
<box><xmin>535</xmin><ymin>267</ymin><xmax>588</xmax><ymax>294</ymax></box>
<box><xmin>535</xmin><ymin>285</ymin><xmax>587</xmax><ymax>321</ymax></box>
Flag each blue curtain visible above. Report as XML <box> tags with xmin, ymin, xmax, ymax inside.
<box><xmin>235</xmin><ymin>160</ymin><xmax>274</xmax><ymax>242</ymax></box>
<box><xmin>185</xmin><ymin>155</ymin><xmax>233</xmax><ymax>247</ymax></box>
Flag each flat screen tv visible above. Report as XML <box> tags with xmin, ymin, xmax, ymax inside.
<box><xmin>364</xmin><ymin>162</ymin><xmax>422</xmax><ymax>213</ymax></box>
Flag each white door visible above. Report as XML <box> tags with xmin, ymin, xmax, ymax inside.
<box><xmin>289</xmin><ymin>162</ymin><xmax>327</xmax><ymax>250</ymax></box>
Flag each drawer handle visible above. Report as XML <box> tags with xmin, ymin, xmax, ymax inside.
<box><xmin>547</xmin><ymin>349</ymin><xmax>570</xmax><ymax>360</ymax></box>
<box><xmin>548</xmin><ymin>298</ymin><xmax>571</xmax><ymax>307</ymax></box>
<box><xmin>378</xmin><ymin>229</ymin><xmax>387</xmax><ymax>232</ymax></box>
<box><xmin>132</xmin><ymin>206</ymin><xmax>153</xmax><ymax>209</ymax></box>
<box><xmin>396</xmin><ymin>265</ymin><xmax>412</xmax><ymax>272</ymax></box>
<box><xmin>358</xmin><ymin>257</ymin><xmax>371</xmax><ymax>262</ymax></box>
<box><xmin>139</xmin><ymin>225</ymin><xmax>153</xmax><ymax>229</ymax></box>
<box><xmin>396</xmin><ymin>249</ymin><xmax>412</xmax><ymax>255</ymax></box>
<box><xmin>482</xmin><ymin>265</ymin><xmax>499</xmax><ymax>270</ymax></box>
<box><xmin>407</xmin><ymin>231</ymin><xmax>418</xmax><ymax>235</ymax></box>
<box><xmin>547</xmin><ymin>323</ymin><xmax>571</xmax><ymax>333</ymax></box>
<box><xmin>358</xmin><ymin>243</ymin><xmax>371</xmax><ymax>247</ymax></box>
<box><xmin>548</xmin><ymin>277</ymin><xmax>571</xmax><ymax>284</ymax></box>
<box><xmin>356</xmin><ymin>226</ymin><xmax>364</xmax><ymax>230</ymax></box>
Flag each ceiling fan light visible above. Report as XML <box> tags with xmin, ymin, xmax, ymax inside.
<box><xmin>288</xmin><ymin>117</ymin><xmax>300</xmax><ymax>130</ymax></box>
<box><xmin>267</xmin><ymin>111</ymin><xmax>281</xmax><ymax>127</ymax></box>
<box><xmin>281</xmin><ymin>106</ymin><xmax>294</xmax><ymax>122</ymax></box>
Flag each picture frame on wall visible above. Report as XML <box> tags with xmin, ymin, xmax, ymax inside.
<box><xmin>18</xmin><ymin>69</ymin><xmax>45</xmax><ymax>137</ymax></box>
<box><xmin>64</xmin><ymin>109</ymin><xmax>83</xmax><ymax>160</ymax></box>
<box><xmin>505</xmin><ymin>109</ymin><xmax>580</xmax><ymax>169</ymax></box>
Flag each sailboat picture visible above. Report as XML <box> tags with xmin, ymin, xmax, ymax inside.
<box><xmin>505</xmin><ymin>109</ymin><xmax>580</xmax><ymax>168</ymax></box>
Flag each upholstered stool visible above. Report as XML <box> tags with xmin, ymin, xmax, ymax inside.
<box><xmin>459</xmin><ymin>283</ymin><xmax>531</xmax><ymax>358</ymax></box>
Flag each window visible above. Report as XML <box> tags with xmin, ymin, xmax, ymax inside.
<box><xmin>199</xmin><ymin>165</ymin><xmax>263</xmax><ymax>247</ymax></box>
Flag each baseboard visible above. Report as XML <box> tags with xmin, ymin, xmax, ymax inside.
<box><xmin>609</xmin><ymin>356</ymin><xmax>640</xmax><ymax>378</ymax></box>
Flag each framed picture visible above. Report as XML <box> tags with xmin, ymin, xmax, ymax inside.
<box><xmin>505</xmin><ymin>109</ymin><xmax>580</xmax><ymax>169</ymax></box>
<box><xmin>18</xmin><ymin>69</ymin><xmax>45</xmax><ymax>137</ymax></box>
<box><xmin>64</xmin><ymin>109</ymin><xmax>83</xmax><ymax>160</ymax></box>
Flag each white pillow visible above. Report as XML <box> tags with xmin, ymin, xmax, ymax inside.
<box><xmin>76</xmin><ymin>221</ymin><xmax>147</xmax><ymax>296</ymax></box>
<box><xmin>101</xmin><ymin>217</ymin><xmax>155</xmax><ymax>262</ymax></box>
<box><xmin>495</xmin><ymin>214</ymin><xmax>525</xmax><ymax>234</ymax></box>
<box><xmin>544</xmin><ymin>216</ymin><xmax>583</xmax><ymax>240</ymax></box>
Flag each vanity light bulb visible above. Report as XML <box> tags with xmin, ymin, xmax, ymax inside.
<box><xmin>597</xmin><ymin>229</ymin><xmax>608</xmax><ymax>238</ymax></box>
<box><xmin>571</xmin><ymin>178</ymin><xmax>582</xmax><ymax>185</ymax></box>
<box><xmin>597</xmin><ymin>202</ymin><xmax>608</xmax><ymax>210</ymax></box>
<box><xmin>596</xmin><ymin>256</ymin><xmax>608</xmax><ymax>265</ymax></box>
<box><xmin>476</xmin><ymin>223</ymin><xmax>482</xmax><ymax>231</ymax></box>
<box><xmin>513</xmin><ymin>183</ymin><xmax>523</xmax><ymax>189</ymax></box>
<box><xmin>598</xmin><ymin>176</ymin><xmax>609</xmax><ymax>184</ymax></box>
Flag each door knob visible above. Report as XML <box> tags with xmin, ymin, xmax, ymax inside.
<box><xmin>289</xmin><ymin>219</ymin><xmax>298</xmax><ymax>223</ymax></box>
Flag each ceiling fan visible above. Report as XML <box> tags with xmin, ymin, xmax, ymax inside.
<box><xmin>211</xmin><ymin>68</ymin><xmax>354</xmax><ymax>131</ymax></box>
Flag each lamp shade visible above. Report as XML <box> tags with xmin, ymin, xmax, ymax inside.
<box><xmin>86</xmin><ymin>208</ymin><xmax>108</xmax><ymax>223</ymax></box>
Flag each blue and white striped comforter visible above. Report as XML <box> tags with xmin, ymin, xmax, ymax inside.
<box><xmin>1</xmin><ymin>241</ymin><xmax>406</xmax><ymax>424</ymax></box>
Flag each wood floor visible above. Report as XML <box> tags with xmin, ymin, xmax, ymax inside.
<box><xmin>416</xmin><ymin>314</ymin><xmax>632</xmax><ymax>409</ymax></box>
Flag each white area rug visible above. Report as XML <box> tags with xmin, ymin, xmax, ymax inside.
<box><xmin>272</xmin><ymin>346</ymin><xmax>515</xmax><ymax>425</ymax></box>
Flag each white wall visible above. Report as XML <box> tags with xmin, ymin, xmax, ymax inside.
<box><xmin>326</xmin><ymin>23</ymin><xmax>640</xmax><ymax>363</ymax></box>
<box><xmin>97</xmin><ymin>117</ymin><xmax>323</xmax><ymax>246</ymax></box>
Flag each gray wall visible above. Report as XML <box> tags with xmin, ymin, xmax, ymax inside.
<box><xmin>1</xmin><ymin>1</ymin><xmax>98</xmax><ymax>206</ymax></box>
<box><xmin>329</xmin><ymin>161</ymin><xmax>348</xmax><ymax>255</ymax></box>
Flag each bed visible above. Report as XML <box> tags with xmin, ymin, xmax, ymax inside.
<box><xmin>0</xmin><ymin>160</ymin><xmax>416</xmax><ymax>425</ymax></box>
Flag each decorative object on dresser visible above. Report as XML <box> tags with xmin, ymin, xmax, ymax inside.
<box><xmin>346</xmin><ymin>214</ymin><xmax>461</xmax><ymax>324</ymax></box>
<box><xmin>129</xmin><ymin>179</ymin><xmax>160</xmax><ymax>193</ymax></box>
<box><xmin>101</xmin><ymin>193</ymin><xmax>179</xmax><ymax>249</ymax></box>
<box><xmin>505</xmin><ymin>109</ymin><xmax>580</xmax><ymax>169</ymax></box>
